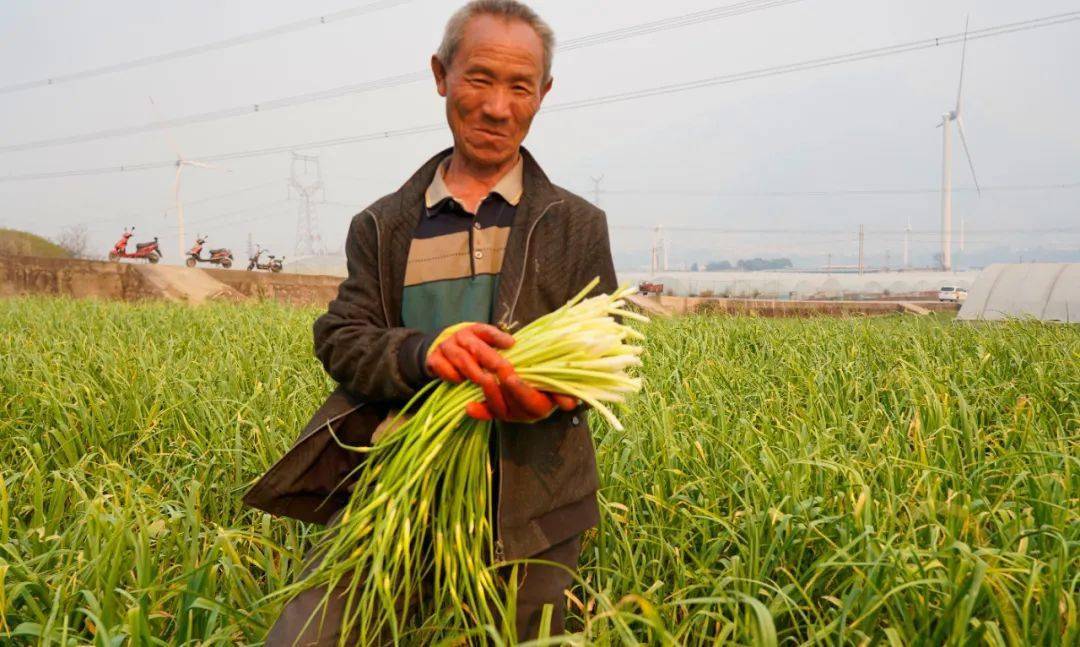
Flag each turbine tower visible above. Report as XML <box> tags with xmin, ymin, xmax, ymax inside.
<box><xmin>938</xmin><ymin>18</ymin><xmax>981</xmax><ymax>271</ymax></box>
<box><xmin>903</xmin><ymin>215</ymin><xmax>911</xmax><ymax>269</ymax></box>
<box><xmin>650</xmin><ymin>224</ymin><xmax>667</xmax><ymax>274</ymax></box>
<box><xmin>150</xmin><ymin>97</ymin><xmax>223</xmax><ymax>260</ymax></box>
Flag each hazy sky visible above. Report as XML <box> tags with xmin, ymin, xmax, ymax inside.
<box><xmin>1</xmin><ymin>0</ymin><xmax>1078</xmax><ymax>269</ymax></box>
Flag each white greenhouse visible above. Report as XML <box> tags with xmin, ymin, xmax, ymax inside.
<box><xmin>958</xmin><ymin>263</ymin><xmax>1080</xmax><ymax>322</ymax></box>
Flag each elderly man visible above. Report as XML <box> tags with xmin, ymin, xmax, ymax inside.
<box><xmin>244</xmin><ymin>0</ymin><xmax>616</xmax><ymax>642</ymax></box>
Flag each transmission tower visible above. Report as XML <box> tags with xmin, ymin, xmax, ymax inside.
<box><xmin>590</xmin><ymin>175</ymin><xmax>604</xmax><ymax>206</ymax></box>
<box><xmin>289</xmin><ymin>152</ymin><xmax>326</xmax><ymax>256</ymax></box>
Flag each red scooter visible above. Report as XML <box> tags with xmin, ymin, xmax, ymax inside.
<box><xmin>247</xmin><ymin>245</ymin><xmax>283</xmax><ymax>273</ymax></box>
<box><xmin>108</xmin><ymin>228</ymin><xmax>161</xmax><ymax>264</ymax></box>
<box><xmin>186</xmin><ymin>235</ymin><xmax>233</xmax><ymax>269</ymax></box>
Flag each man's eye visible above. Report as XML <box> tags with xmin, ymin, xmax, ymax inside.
<box><xmin>513</xmin><ymin>85</ymin><xmax>532</xmax><ymax>95</ymax></box>
<box><xmin>468</xmin><ymin>77</ymin><xmax>491</xmax><ymax>87</ymax></box>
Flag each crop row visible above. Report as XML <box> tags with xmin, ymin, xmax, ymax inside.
<box><xmin>0</xmin><ymin>297</ymin><xmax>1076</xmax><ymax>645</ymax></box>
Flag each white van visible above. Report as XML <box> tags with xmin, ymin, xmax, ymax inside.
<box><xmin>938</xmin><ymin>286</ymin><xmax>968</xmax><ymax>302</ymax></box>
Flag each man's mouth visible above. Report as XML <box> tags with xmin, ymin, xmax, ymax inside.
<box><xmin>473</xmin><ymin>127</ymin><xmax>508</xmax><ymax>139</ymax></box>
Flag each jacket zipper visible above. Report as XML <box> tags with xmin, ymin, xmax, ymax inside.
<box><xmin>504</xmin><ymin>199</ymin><xmax>563</xmax><ymax>326</ymax></box>
<box><xmin>494</xmin><ymin>199</ymin><xmax>562</xmax><ymax>562</ymax></box>
<box><xmin>372</xmin><ymin>198</ymin><xmax>562</xmax><ymax>562</ymax></box>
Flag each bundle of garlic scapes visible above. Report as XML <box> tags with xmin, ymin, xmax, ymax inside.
<box><xmin>279</xmin><ymin>280</ymin><xmax>647</xmax><ymax>644</ymax></box>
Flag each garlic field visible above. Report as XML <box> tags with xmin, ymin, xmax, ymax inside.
<box><xmin>1</xmin><ymin>297</ymin><xmax>1076</xmax><ymax>645</ymax></box>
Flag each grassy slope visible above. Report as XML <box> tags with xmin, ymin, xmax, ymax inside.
<box><xmin>0</xmin><ymin>298</ymin><xmax>1076</xmax><ymax>645</ymax></box>
<box><xmin>0</xmin><ymin>229</ymin><xmax>70</xmax><ymax>259</ymax></box>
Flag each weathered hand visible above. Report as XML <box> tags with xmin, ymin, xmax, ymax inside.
<box><xmin>425</xmin><ymin>322</ymin><xmax>578</xmax><ymax>422</ymax></box>
<box><xmin>464</xmin><ymin>371</ymin><xmax>579</xmax><ymax>422</ymax></box>
<box><xmin>426</xmin><ymin>322</ymin><xmax>515</xmax><ymax>383</ymax></box>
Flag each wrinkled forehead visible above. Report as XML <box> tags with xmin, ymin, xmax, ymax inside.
<box><xmin>453</xmin><ymin>14</ymin><xmax>545</xmax><ymax>80</ymax></box>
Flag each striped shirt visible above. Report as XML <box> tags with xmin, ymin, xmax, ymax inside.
<box><xmin>401</xmin><ymin>155</ymin><xmax>524</xmax><ymax>334</ymax></box>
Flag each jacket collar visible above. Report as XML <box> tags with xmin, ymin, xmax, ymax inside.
<box><xmin>424</xmin><ymin>154</ymin><xmax>525</xmax><ymax>213</ymax></box>
<box><xmin>375</xmin><ymin>146</ymin><xmax>560</xmax><ymax>328</ymax></box>
<box><xmin>495</xmin><ymin>148</ymin><xmax>563</xmax><ymax>328</ymax></box>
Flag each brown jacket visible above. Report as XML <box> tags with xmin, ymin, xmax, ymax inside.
<box><xmin>242</xmin><ymin>148</ymin><xmax>618</xmax><ymax>560</ymax></box>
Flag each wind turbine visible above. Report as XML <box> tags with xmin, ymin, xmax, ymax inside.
<box><xmin>903</xmin><ymin>215</ymin><xmax>911</xmax><ymax>269</ymax></box>
<box><xmin>938</xmin><ymin>18</ymin><xmax>981</xmax><ymax>271</ymax></box>
<box><xmin>149</xmin><ymin>96</ymin><xmax>224</xmax><ymax>260</ymax></box>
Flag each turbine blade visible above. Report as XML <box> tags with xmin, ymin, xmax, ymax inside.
<box><xmin>955</xmin><ymin>116</ymin><xmax>981</xmax><ymax>195</ymax></box>
<box><xmin>187</xmin><ymin>158</ymin><xmax>231</xmax><ymax>173</ymax></box>
<box><xmin>955</xmin><ymin>16</ymin><xmax>969</xmax><ymax>113</ymax></box>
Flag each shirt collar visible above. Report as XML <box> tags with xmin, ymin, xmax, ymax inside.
<box><xmin>424</xmin><ymin>153</ymin><xmax>524</xmax><ymax>215</ymax></box>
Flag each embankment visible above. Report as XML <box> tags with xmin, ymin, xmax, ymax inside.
<box><xmin>0</xmin><ymin>255</ymin><xmax>340</xmax><ymax>306</ymax></box>
<box><xmin>1</xmin><ymin>255</ymin><xmax>960</xmax><ymax>316</ymax></box>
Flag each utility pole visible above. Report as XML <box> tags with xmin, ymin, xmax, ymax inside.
<box><xmin>590</xmin><ymin>175</ymin><xmax>604</xmax><ymax>206</ymax></box>
<box><xmin>941</xmin><ymin>111</ymin><xmax>953</xmax><ymax>271</ymax></box>
<box><xmin>650</xmin><ymin>224</ymin><xmax>667</xmax><ymax>274</ymax></box>
<box><xmin>827</xmin><ymin>253</ymin><xmax>832</xmax><ymax>273</ymax></box>
<box><xmin>289</xmin><ymin>152</ymin><xmax>326</xmax><ymax>257</ymax></box>
<box><xmin>247</xmin><ymin>232</ymin><xmax>254</xmax><ymax>259</ymax></box>
<box><xmin>885</xmin><ymin>249</ymin><xmax>891</xmax><ymax>272</ymax></box>
<box><xmin>858</xmin><ymin>224</ymin><xmax>865</xmax><ymax>276</ymax></box>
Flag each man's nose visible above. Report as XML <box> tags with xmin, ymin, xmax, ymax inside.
<box><xmin>480</xmin><ymin>87</ymin><xmax>512</xmax><ymax>121</ymax></box>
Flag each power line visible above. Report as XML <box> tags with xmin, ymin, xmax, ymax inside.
<box><xmin>7</xmin><ymin>178</ymin><xmax>288</xmax><ymax>232</ymax></box>
<box><xmin>0</xmin><ymin>0</ymin><xmax>805</xmax><ymax>153</ymax></box>
<box><xmin>1</xmin><ymin>122</ymin><xmax>447</xmax><ymax>180</ymax></box>
<box><xmin>0</xmin><ymin>70</ymin><xmax>429</xmax><ymax>153</ymax></box>
<box><xmin>163</xmin><ymin>178</ymin><xmax>286</xmax><ymax>210</ymax></box>
<box><xmin>168</xmin><ymin>198</ymin><xmax>292</xmax><ymax>230</ymax></box>
<box><xmin>609</xmin><ymin>225</ymin><xmax>1080</xmax><ymax>234</ymax></box>
<box><xmin>321</xmin><ymin>200</ymin><xmax>365</xmax><ymax>209</ymax></box>
<box><xmin>598</xmin><ymin>181</ymin><xmax>1080</xmax><ymax>198</ymax></box>
<box><xmin>3</xmin><ymin>10</ymin><xmax>1077</xmax><ymax>183</ymax></box>
<box><xmin>83</xmin><ymin>197</ymin><xmax>293</xmax><ymax>234</ymax></box>
<box><xmin>559</xmin><ymin>0</ymin><xmax>803</xmax><ymax>52</ymax></box>
<box><xmin>542</xmin><ymin>10</ymin><xmax>1080</xmax><ymax>113</ymax></box>
<box><xmin>0</xmin><ymin>0</ymin><xmax>416</xmax><ymax>95</ymax></box>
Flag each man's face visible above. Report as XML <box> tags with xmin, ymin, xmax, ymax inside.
<box><xmin>433</xmin><ymin>15</ymin><xmax>552</xmax><ymax>169</ymax></box>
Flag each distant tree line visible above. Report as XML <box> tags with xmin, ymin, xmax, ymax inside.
<box><xmin>691</xmin><ymin>257</ymin><xmax>793</xmax><ymax>272</ymax></box>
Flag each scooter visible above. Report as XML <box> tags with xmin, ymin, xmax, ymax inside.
<box><xmin>247</xmin><ymin>245</ymin><xmax>283</xmax><ymax>273</ymax></box>
<box><xmin>108</xmin><ymin>227</ymin><xmax>161</xmax><ymax>264</ymax></box>
<box><xmin>186</xmin><ymin>235</ymin><xmax>233</xmax><ymax>269</ymax></box>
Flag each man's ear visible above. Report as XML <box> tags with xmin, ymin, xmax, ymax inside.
<box><xmin>538</xmin><ymin>76</ymin><xmax>553</xmax><ymax>103</ymax></box>
<box><xmin>431</xmin><ymin>55</ymin><xmax>449</xmax><ymax>97</ymax></box>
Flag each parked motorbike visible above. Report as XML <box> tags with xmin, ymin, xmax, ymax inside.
<box><xmin>186</xmin><ymin>235</ymin><xmax>233</xmax><ymax>269</ymax></box>
<box><xmin>247</xmin><ymin>246</ymin><xmax>283</xmax><ymax>273</ymax></box>
<box><xmin>108</xmin><ymin>228</ymin><xmax>161</xmax><ymax>264</ymax></box>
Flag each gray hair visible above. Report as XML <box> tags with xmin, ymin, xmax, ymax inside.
<box><xmin>436</xmin><ymin>0</ymin><xmax>555</xmax><ymax>83</ymax></box>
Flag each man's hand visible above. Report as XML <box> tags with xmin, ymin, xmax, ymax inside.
<box><xmin>426</xmin><ymin>323</ymin><xmax>579</xmax><ymax>422</ymax></box>
<box><xmin>463</xmin><ymin>373</ymin><xmax>578</xmax><ymax>422</ymax></box>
